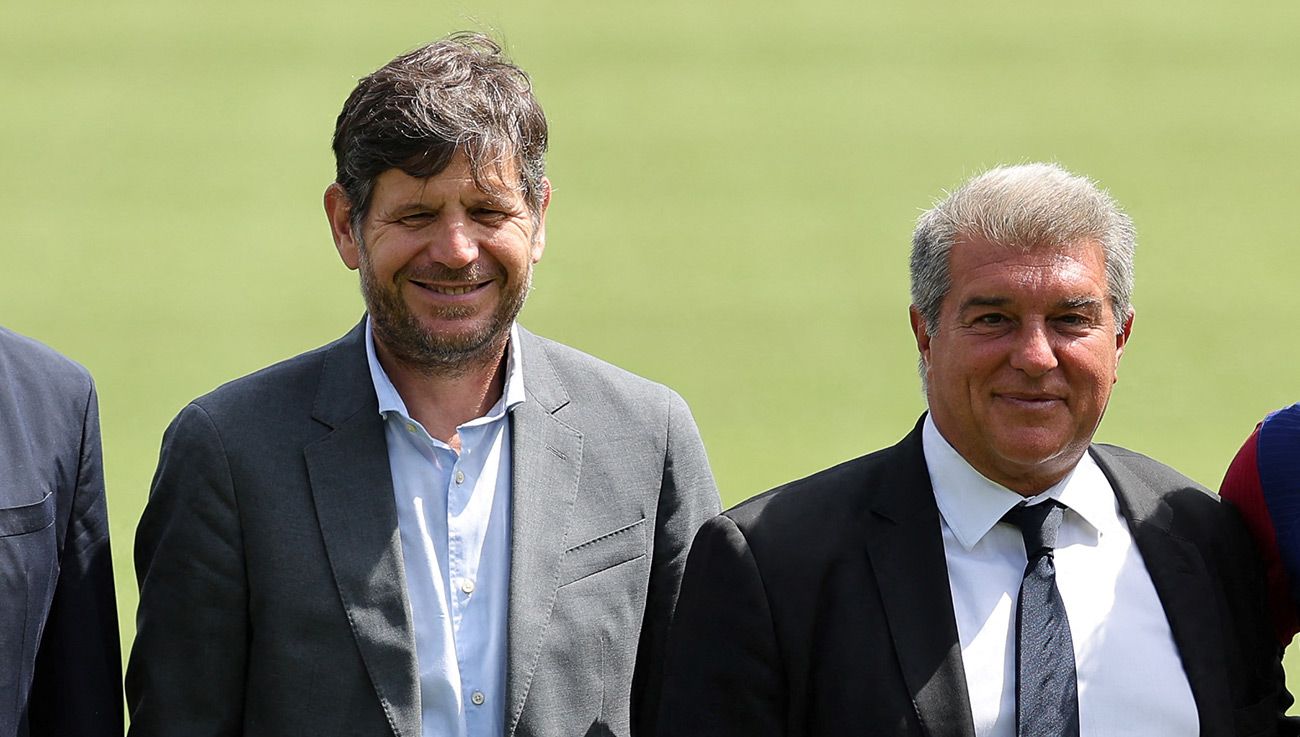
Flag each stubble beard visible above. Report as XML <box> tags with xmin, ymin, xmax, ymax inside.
<box><xmin>358</xmin><ymin>244</ymin><xmax>531</xmax><ymax>378</ymax></box>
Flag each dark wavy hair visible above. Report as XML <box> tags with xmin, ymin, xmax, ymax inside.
<box><xmin>331</xmin><ymin>32</ymin><xmax>549</xmax><ymax>231</ymax></box>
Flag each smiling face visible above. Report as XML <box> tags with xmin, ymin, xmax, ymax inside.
<box><xmin>325</xmin><ymin>151</ymin><xmax>548</xmax><ymax>374</ymax></box>
<box><xmin>910</xmin><ymin>236</ymin><xmax>1133</xmax><ymax>494</ymax></box>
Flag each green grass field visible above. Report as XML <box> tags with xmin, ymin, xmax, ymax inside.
<box><xmin>4</xmin><ymin>0</ymin><xmax>1300</xmax><ymax>704</ymax></box>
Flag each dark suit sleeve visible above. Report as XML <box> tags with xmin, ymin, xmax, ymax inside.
<box><xmin>657</xmin><ymin>514</ymin><xmax>785</xmax><ymax>737</ymax></box>
<box><xmin>1218</xmin><ymin>500</ymin><xmax>1300</xmax><ymax>737</ymax></box>
<box><xmin>27</xmin><ymin>381</ymin><xmax>124</xmax><ymax>737</ymax></box>
<box><xmin>633</xmin><ymin>390</ymin><xmax>722</xmax><ymax>737</ymax></box>
<box><xmin>126</xmin><ymin>403</ymin><xmax>248</xmax><ymax>737</ymax></box>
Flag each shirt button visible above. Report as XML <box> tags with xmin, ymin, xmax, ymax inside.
<box><xmin>461</xmin><ymin>578</ymin><xmax>475</xmax><ymax>595</ymax></box>
<box><xmin>405</xmin><ymin>423</ymin><xmax>417</xmax><ymax>433</ymax></box>
<box><xmin>455</xmin><ymin>470</ymin><xmax>465</xmax><ymax>484</ymax></box>
<box><xmin>471</xmin><ymin>691</ymin><xmax>485</xmax><ymax>706</ymax></box>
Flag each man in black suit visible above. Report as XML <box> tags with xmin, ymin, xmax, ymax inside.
<box><xmin>659</xmin><ymin>163</ymin><xmax>1295</xmax><ymax>737</ymax></box>
<box><xmin>0</xmin><ymin>326</ymin><xmax>121</xmax><ymax>737</ymax></box>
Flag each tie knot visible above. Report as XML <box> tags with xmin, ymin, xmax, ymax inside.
<box><xmin>1003</xmin><ymin>500</ymin><xmax>1065</xmax><ymax>557</ymax></box>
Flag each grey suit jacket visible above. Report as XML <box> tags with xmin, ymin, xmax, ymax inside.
<box><xmin>660</xmin><ymin>417</ymin><xmax>1297</xmax><ymax>737</ymax></box>
<box><xmin>126</xmin><ymin>321</ymin><xmax>720</xmax><ymax>737</ymax></box>
<box><xmin>0</xmin><ymin>327</ymin><xmax>121</xmax><ymax>737</ymax></box>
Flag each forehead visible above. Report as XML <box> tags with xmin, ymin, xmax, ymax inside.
<box><xmin>945</xmin><ymin>236</ymin><xmax>1108</xmax><ymax>305</ymax></box>
<box><xmin>373</xmin><ymin>152</ymin><xmax>521</xmax><ymax>204</ymax></box>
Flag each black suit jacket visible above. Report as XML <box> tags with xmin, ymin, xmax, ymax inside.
<box><xmin>659</xmin><ymin>418</ymin><xmax>1296</xmax><ymax>737</ymax></box>
<box><xmin>0</xmin><ymin>327</ymin><xmax>121</xmax><ymax>737</ymax></box>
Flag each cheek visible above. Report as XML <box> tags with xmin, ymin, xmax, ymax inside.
<box><xmin>1063</xmin><ymin>350</ymin><xmax>1120</xmax><ymax>397</ymax></box>
<box><xmin>934</xmin><ymin>344</ymin><xmax>1003</xmax><ymax>384</ymax></box>
<box><xmin>1074</xmin><ymin>341</ymin><xmax>1120</xmax><ymax>375</ymax></box>
<box><xmin>367</xmin><ymin>257</ymin><xmax>404</xmax><ymax>285</ymax></box>
<box><xmin>362</xmin><ymin>238</ymin><xmax>417</xmax><ymax>276</ymax></box>
<box><xmin>926</xmin><ymin>359</ymin><xmax>985</xmax><ymax>410</ymax></box>
<box><xmin>492</xmin><ymin>241</ymin><xmax>537</xmax><ymax>272</ymax></box>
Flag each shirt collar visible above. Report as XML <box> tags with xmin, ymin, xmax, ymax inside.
<box><xmin>364</xmin><ymin>317</ymin><xmax>527</xmax><ymax>423</ymax></box>
<box><xmin>923</xmin><ymin>414</ymin><xmax>1112</xmax><ymax>551</ymax></box>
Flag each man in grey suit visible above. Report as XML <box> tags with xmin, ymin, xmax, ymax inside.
<box><xmin>1</xmin><ymin>326</ymin><xmax>121</xmax><ymax>737</ymax></box>
<box><xmin>126</xmin><ymin>33</ymin><xmax>719</xmax><ymax>737</ymax></box>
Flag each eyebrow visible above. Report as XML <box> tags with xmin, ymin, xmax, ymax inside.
<box><xmin>388</xmin><ymin>202</ymin><xmax>436</xmax><ymax>215</ymax></box>
<box><xmin>475</xmin><ymin>194</ymin><xmax>518</xmax><ymax>210</ymax></box>
<box><xmin>1057</xmin><ymin>297</ymin><xmax>1104</xmax><ymax>311</ymax></box>
<box><xmin>958</xmin><ymin>295</ymin><xmax>1104</xmax><ymax>312</ymax></box>
<box><xmin>959</xmin><ymin>296</ymin><xmax>1011</xmax><ymax>311</ymax></box>
<box><xmin>388</xmin><ymin>192</ymin><xmax>516</xmax><ymax>213</ymax></box>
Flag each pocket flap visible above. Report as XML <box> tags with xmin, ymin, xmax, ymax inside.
<box><xmin>559</xmin><ymin>517</ymin><xmax>647</xmax><ymax>587</ymax></box>
<box><xmin>0</xmin><ymin>492</ymin><xmax>55</xmax><ymax>537</ymax></box>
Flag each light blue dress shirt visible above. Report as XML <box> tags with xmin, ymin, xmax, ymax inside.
<box><xmin>365</xmin><ymin>319</ymin><xmax>525</xmax><ymax>737</ymax></box>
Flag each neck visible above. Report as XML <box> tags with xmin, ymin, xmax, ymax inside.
<box><xmin>375</xmin><ymin>335</ymin><xmax>509</xmax><ymax>451</ymax></box>
<box><xmin>927</xmin><ymin>413</ymin><xmax>1080</xmax><ymax>496</ymax></box>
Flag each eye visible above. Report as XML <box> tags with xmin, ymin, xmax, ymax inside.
<box><xmin>472</xmin><ymin>206</ymin><xmax>510</xmax><ymax>222</ymax></box>
<box><xmin>1054</xmin><ymin>313</ymin><xmax>1093</xmax><ymax>329</ymax></box>
<box><xmin>397</xmin><ymin>212</ymin><xmax>435</xmax><ymax>227</ymax></box>
<box><xmin>963</xmin><ymin>312</ymin><xmax>1012</xmax><ymax>333</ymax></box>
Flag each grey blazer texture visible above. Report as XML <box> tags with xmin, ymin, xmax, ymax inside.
<box><xmin>126</xmin><ymin>321</ymin><xmax>721</xmax><ymax>737</ymax></box>
<box><xmin>0</xmin><ymin>327</ymin><xmax>121</xmax><ymax>737</ymax></box>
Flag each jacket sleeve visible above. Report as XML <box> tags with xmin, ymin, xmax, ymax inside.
<box><xmin>126</xmin><ymin>403</ymin><xmax>248</xmax><ymax>737</ymax></box>
<box><xmin>1213</xmin><ymin>485</ymin><xmax>1300</xmax><ymax>736</ymax></box>
<box><xmin>632</xmin><ymin>389</ymin><xmax>721</xmax><ymax>737</ymax></box>
<box><xmin>656</xmin><ymin>514</ymin><xmax>785</xmax><ymax>737</ymax></box>
<box><xmin>27</xmin><ymin>380</ymin><xmax>124</xmax><ymax>737</ymax></box>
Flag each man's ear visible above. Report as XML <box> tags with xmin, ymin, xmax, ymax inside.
<box><xmin>324</xmin><ymin>183</ymin><xmax>360</xmax><ymax>270</ymax></box>
<box><xmin>909</xmin><ymin>305</ymin><xmax>933</xmax><ymax>369</ymax></box>
<box><xmin>1113</xmin><ymin>307</ymin><xmax>1135</xmax><ymax>380</ymax></box>
<box><xmin>530</xmin><ymin>178</ymin><xmax>552</xmax><ymax>263</ymax></box>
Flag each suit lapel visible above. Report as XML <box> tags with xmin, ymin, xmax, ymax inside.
<box><xmin>863</xmin><ymin>421</ymin><xmax>976</xmax><ymax>737</ymax></box>
<box><xmin>305</xmin><ymin>322</ymin><xmax>420</xmax><ymax>737</ymax></box>
<box><xmin>504</xmin><ymin>329</ymin><xmax>583</xmax><ymax>737</ymax></box>
<box><xmin>1091</xmin><ymin>446</ymin><xmax>1234</xmax><ymax>736</ymax></box>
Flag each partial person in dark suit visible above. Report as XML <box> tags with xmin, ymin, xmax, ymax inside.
<box><xmin>126</xmin><ymin>32</ymin><xmax>719</xmax><ymax>737</ymax></box>
<box><xmin>659</xmin><ymin>163</ymin><xmax>1295</xmax><ymax>737</ymax></box>
<box><xmin>0</xmin><ymin>326</ymin><xmax>121</xmax><ymax>737</ymax></box>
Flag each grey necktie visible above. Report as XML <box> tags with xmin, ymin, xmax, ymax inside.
<box><xmin>1002</xmin><ymin>500</ymin><xmax>1080</xmax><ymax>737</ymax></box>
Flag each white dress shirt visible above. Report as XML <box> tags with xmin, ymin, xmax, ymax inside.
<box><xmin>922</xmin><ymin>415</ymin><xmax>1198</xmax><ymax>737</ymax></box>
<box><xmin>366</xmin><ymin>319</ymin><xmax>524</xmax><ymax>737</ymax></box>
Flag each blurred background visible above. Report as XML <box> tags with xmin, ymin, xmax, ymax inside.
<box><xmin>3</xmin><ymin>0</ymin><xmax>1299</xmax><ymax>690</ymax></box>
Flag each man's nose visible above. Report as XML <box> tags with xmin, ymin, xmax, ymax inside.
<box><xmin>1008</xmin><ymin>321</ymin><xmax>1059</xmax><ymax>377</ymax></box>
<box><xmin>425</xmin><ymin>216</ymin><xmax>478</xmax><ymax>269</ymax></box>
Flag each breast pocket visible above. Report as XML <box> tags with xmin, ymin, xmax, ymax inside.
<box><xmin>558</xmin><ymin>518</ymin><xmax>647</xmax><ymax>588</ymax></box>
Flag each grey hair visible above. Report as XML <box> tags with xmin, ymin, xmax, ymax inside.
<box><xmin>331</xmin><ymin>31</ymin><xmax>549</xmax><ymax>234</ymax></box>
<box><xmin>910</xmin><ymin>162</ymin><xmax>1136</xmax><ymax>334</ymax></box>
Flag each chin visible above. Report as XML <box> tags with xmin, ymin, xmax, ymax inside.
<box><xmin>994</xmin><ymin>437</ymin><xmax>1073</xmax><ymax>467</ymax></box>
<box><xmin>415</xmin><ymin>315</ymin><xmax>496</xmax><ymax>341</ymax></box>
